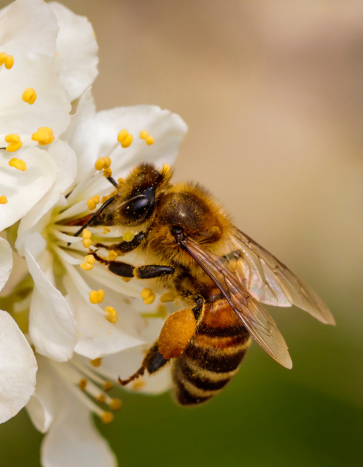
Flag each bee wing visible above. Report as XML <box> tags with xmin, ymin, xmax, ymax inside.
<box><xmin>228</xmin><ymin>229</ymin><xmax>335</xmax><ymax>325</ymax></box>
<box><xmin>181</xmin><ymin>238</ymin><xmax>293</xmax><ymax>369</ymax></box>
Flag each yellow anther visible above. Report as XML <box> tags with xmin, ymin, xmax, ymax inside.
<box><xmin>123</xmin><ymin>231</ymin><xmax>134</xmax><ymax>242</ymax></box>
<box><xmin>108</xmin><ymin>250</ymin><xmax>118</xmax><ymax>261</ymax></box>
<box><xmin>89</xmin><ymin>289</ymin><xmax>105</xmax><ymax>304</ymax></box>
<box><xmin>103</xmin><ymin>226</ymin><xmax>111</xmax><ymax>234</ymax></box>
<box><xmin>103</xmin><ymin>168</ymin><xmax>112</xmax><ymax>178</ymax></box>
<box><xmin>4</xmin><ymin>55</ymin><xmax>14</xmax><ymax>69</ymax></box>
<box><xmin>93</xmin><ymin>195</ymin><xmax>100</xmax><ymax>204</ymax></box>
<box><xmin>103</xmin><ymin>381</ymin><xmax>113</xmax><ymax>391</ymax></box>
<box><xmin>0</xmin><ymin>52</ymin><xmax>7</xmax><ymax>65</ymax></box>
<box><xmin>82</xmin><ymin>229</ymin><xmax>92</xmax><ymax>239</ymax></box>
<box><xmin>145</xmin><ymin>135</ymin><xmax>154</xmax><ymax>145</ymax></box>
<box><xmin>87</xmin><ymin>198</ymin><xmax>97</xmax><ymax>210</ymax></box>
<box><xmin>97</xmin><ymin>394</ymin><xmax>106</xmax><ymax>403</ymax></box>
<box><xmin>121</xmin><ymin>277</ymin><xmax>131</xmax><ymax>283</ymax></box>
<box><xmin>90</xmin><ymin>357</ymin><xmax>102</xmax><ymax>367</ymax></box>
<box><xmin>95</xmin><ymin>158</ymin><xmax>105</xmax><ymax>171</ymax></box>
<box><xmin>82</xmin><ymin>238</ymin><xmax>92</xmax><ymax>248</ymax></box>
<box><xmin>8</xmin><ymin>158</ymin><xmax>27</xmax><ymax>172</ymax></box>
<box><xmin>32</xmin><ymin>127</ymin><xmax>54</xmax><ymax>146</ymax></box>
<box><xmin>0</xmin><ymin>195</ymin><xmax>8</xmax><ymax>204</ymax></box>
<box><xmin>78</xmin><ymin>378</ymin><xmax>87</xmax><ymax>390</ymax></box>
<box><xmin>101</xmin><ymin>412</ymin><xmax>114</xmax><ymax>424</ymax></box>
<box><xmin>141</xmin><ymin>288</ymin><xmax>155</xmax><ymax>304</ymax></box>
<box><xmin>80</xmin><ymin>262</ymin><xmax>93</xmax><ymax>271</ymax></box>
<box><xmin>160</xmin><ymin>292</ymin><xmax>175</xmax><ymax>303</ymax></box>
<box><xmin>117</xmin><ymin>129</ymin><xmax>133</xmax><ymax>148</ymax></box>
<box><xmin>110</xmin><ymin>398</ymin><xmax>122</xmax><ymax>411</ymax></box>
<box><xmin>85</xmin><ymin>255</ymin><xmax>96</xmax><ymax>264</ymax></box>
<box><xmin>5</xmin><ymin>134</ymin><xmax>22</xmax><ymax>153</ymax></box>
<box><xmin>105</xmin><ymin>306</ymin><xmax>118</xmax><ymax>324</ymax></box>
<box><xmin>132</xmin><ymin>379</ymin><xmax>146</xmax><ymax>390</ymax></box>
<box><xmin>139</xmin><ymin>130</ymin><xmax>149</xmax><ymax>139</ymax></box>
<box><xmin>103</xmin><ymin>157</ymin><xmax>111</xmax><ymax>169</ymax></box>
<box><xmin>22</xmin><ymin>88</ymin><xmax>37</xmax><ymax>105</ymax></box>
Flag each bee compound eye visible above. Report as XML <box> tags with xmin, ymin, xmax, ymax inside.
<box><xmin>121</xmin><ymin>195</ymin><xmax>153</xmax><ymax>224</ymax></box>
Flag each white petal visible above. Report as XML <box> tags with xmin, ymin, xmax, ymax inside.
<box><xmin>0</xmin><ymin>238</ymin><xmax>12</xmax><ymax>292</ymax></box>
<box><xmin>49</xmin><ymin>2</ymin><xmax>99</xmax><ymax>101</ymax></box>
<box><xmin>41</xmin><ymin>387</ymin><xmax>116</xmax><ymax>467</ymax></box>
<box><xmin>63</xmin><ymin>275</ymin><xmax>143</xmax><ymax>359</ymax></box>
<box><xmin>67</xmin><ymin>97</ymin><xmax>187</xmax><ymax>187</ymax></box>
<box><xmin>0</xmin><ymin>309</ymin><xmax>37</xmax><ymax>424</ymax></box>
<box><xmin>24</xmin><ymin>233</ymin><xmax>78</xmax><ymax>362</ymax></box>
<box><xmin>0</xmin><ymin>44</ymin><xmax>71</xmax><ymax>137</ymax></box>
<box><xmin>0</xmin><ymin>146</ymin><xmax>57</xmax><ymax>231</ymax></box>
<box><xmin>0</xmin><ymin>0</ymin><xmax>58</xmax><ymax>56</ymax></box>
<box><xmin>17</xmin><ymin>140</ymin><xmax>77</xmax><ymax>239</ymax></box>
<box><xmin>26</xmin><ymin>356</ymin><xmax>57</xmax><ymax>433</ymax></box>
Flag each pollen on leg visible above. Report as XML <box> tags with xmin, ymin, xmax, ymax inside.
<box><xmin>141</xmin><ymin>288</ymin><xmax>155</xmax><ymax>305</ymax></box>
<box><xmin>5</xmin><ymin>134</ymin><xmax>22</xmax><ymax>152</ymax></box>
<box><xmin>32</xmin><ymin>127</ymin><xmax>54</xmax><ymax>146</ymax></box>
<box><xmin>105</xmin><ymin>306</ymin><xmax>118</xmax><ymax>324</ymax></box>
<box><xmin>9</xmin><ymin>158</ymin><xmax>27</xmax><ymax>172</ymax></box>
<box><xmin>22</xmin><ymin>88</ymin><xmax>37</xmax><ymax>105</ymax></box>
<box><xmin>158</xmin><ymin>308</ymin><xmax>197</xmax><ymax>359</ymax></box>
<box><xmin>117</xmin><ymin>129</ymin><xmax>133</xmax><ymax>148</ymax></box>
<box><xmin>0</xmin><ymin>195</ymin><xmax>8</xmax><ymax>204</ymax></box>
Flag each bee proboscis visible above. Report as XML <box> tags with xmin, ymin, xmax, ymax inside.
<box><xmin>72</xmin><ymin>163</ymin><xmax>335</xmax><ymax>406</ymax></box>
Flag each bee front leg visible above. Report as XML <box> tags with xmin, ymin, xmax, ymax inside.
<box><xmin>90</xmin><ymin>251</ymin><xmax>174</xmax><ymax>279</ymax></box>
<box><xmin>95</xmin><ymin>231</ymin><xmax>146</xmax><ymax>254</ymax></box>
<box><xmin>118</xmin><ymin>341</ymin><xmax>169</xmax><ymax>386</ymax></box>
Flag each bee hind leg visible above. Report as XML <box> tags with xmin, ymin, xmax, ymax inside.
<box><xmin>118</xmin><ymin>341</ymin><xmax>169</xmax><ymax>386</ymax></box>
<box><xmin>90</xmin><ymin>251</ymin><xmax>174</xmax><ymax>279</ymax></box>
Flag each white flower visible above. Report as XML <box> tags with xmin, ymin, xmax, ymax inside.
<box><xmin>0</xmin><ymin>0</ymin><xmax>98</xmax><ymax>231</ymax></box>
<box><xmin>0</xmin><ymin>237</ymin><xmax>37</xmax><ymax>424</ymax></box>
<box><xmin>2</xmin><ymin>86</ymin><xmax>187</xmax><ymax>464</ymax></box>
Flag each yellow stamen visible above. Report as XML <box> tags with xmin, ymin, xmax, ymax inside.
<box><xmin>82</xmin><ymin>238</ymin><xmax>92</xmax><ymax>248</ymax></box>
<box><xmin>5</xmin><ymin>134</ymin><xmax>22</xmax><ymax>153</ymax></box>
<box><xmin>103</xmin><ymin>167</ymin><xmax>112</xmax><ymax>178</ymax></box>
<box><xmin>103</xmin><ymin>381</ymin><xmax>113</xmax><ymax>391</ymax></box>
<box><xmin>139</xmin><ymin>130</ymin><xmax>148</xmax><ymax>139</ymax></box>
<box><xmin>97</xmin><ymin>394</ymin><xmax>106</xmax><ymax>403</ymax></box>
<box><xmin>105</xmin><ymin>306</ymin><xmax>118</xmax><ymax>324</ymax></box>
<box><xmin>160</xmin><ymin>292</ymin><xmax>175</xmax><ymax>303</ymax></box>
<box><xmin>117</xmin><ymin>129</ymin><xmax>133</xmax><ymax>148</ymax></box>
<box><xmin>123</xmin><ymin>231</ymin><xmax>134</xmax><ymax>242</ymax></box>
<box><xmin>89</xmin><ymin>289</ymin><xmax>105</xmax><ymax>304</ymax></box>
<box><xmin>22</xmin><ymin>88</ymin><xmax>37</xmax><ymax>105</ymax></box>
<box><xmin>90</xmin><ymin>357</ymin><xmax>102</xmax><ymax>367</ymax></box>
<box><xmin>8</xmin><ymin>158</ymin><xmax>27</xmax><ymax>172</ymax></box>
<box><xmin>121</xmin><ymin>277</ymin><xmax>131</xmax><ymax>283</ymax></box>
<box><xmin>32</xmin><ymin>127</ymin><xmax>54</xmax><ymax>146</ymax></box>
<box><xmin>87</xmin><ymin>198</ymin><xmax>96</xmax><ymax>210</ymax></box>
<box><xmin>80</xmin><ymin>262</ymin><xmax>93</xmax><ymax>271</ymax></box>
<box><xmin>0</xmin><ymin>195</ymin><xmax>8</xmax><ymax>204</ymax></box>
<box><xmin>79</xmin><ymin>378</ymin><xmax>87</xmax><ymax>390</ymax></box>
<box><xmin>85</xmin><ymin>255</ymin><xmax>96</xmax><ymax>264</ymax></box>
<box><xmin>108</xmin><ymin>250</ymin><xmax>118</xmax><ymax>261</ymax></box>
<box><xmin>80</xmin><ymin>254</ymin><xmax>96</xmax><ymax>271</ymax></box>
<box><xmin>145</xmin><ymin>135</ymin><xmax>154</xmax><ymax>145</ymax></box>
<box><xmin>103</xmin><ymin>157</ymin><xmax>111</xmax><ymax>169</ymax></box>
<box><xmin>101</xmin><ymin>412</ymin><xmax>114</xmax><ymax>424</ymax></box>
<box><xmin>141</xmin><ymin>288</ymin><xmax>155</xmax><ymax>305</ymax></box>
<box><xmin>95</xmin><ymin>156</ymin><xmax>112</xmax><ymax>172</ymax></box>
<box><xmin>110</xmin><ymin>398</ymin><xmax>122</xmax><ymax>411</ymax></box>
<box><xmin>0</xmin><ymin>53</ymin><xmax>14</xmax><ymax>69</ymax></box>
<box><xmin>82</xmin><ymin>229</ymin><xmax>92</xmax><ymax>239</ymax></box>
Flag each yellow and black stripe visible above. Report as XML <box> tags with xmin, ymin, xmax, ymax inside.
<box><xmin>172</xmin><ymin>300</ymin><xmax>251</xmax><ymax>405</ymax></box>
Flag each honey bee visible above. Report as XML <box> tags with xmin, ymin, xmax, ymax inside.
<box><xmin>75</xmin><ymin>163</ymin><xmax>335</xmax><ymax>405</ymax></box>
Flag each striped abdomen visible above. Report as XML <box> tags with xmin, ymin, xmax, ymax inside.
<box><xmin>172</xmin><ymin>299</ymin><xmax>251</xmax><ymax>406</ymax></box>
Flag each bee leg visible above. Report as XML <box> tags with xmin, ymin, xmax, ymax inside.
<box><xmin>91</xmin><ymin>251</ymin><xmax>174</xmax><ymax>279</ymax></box>
<box><xmin>118</xmin><ymin>341</ymin><xmax>169</xmax><ymax>386</ymax></box>
<box><xmin>94</xmin><ymin>231</ymin><xmax>146</xmax><ymax>254</ymax></box>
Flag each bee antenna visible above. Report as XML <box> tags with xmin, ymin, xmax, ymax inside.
<box><xmin>67</xmin><ymin>196</ymin><xmax>116</xmax><ymax>245</ymax></box>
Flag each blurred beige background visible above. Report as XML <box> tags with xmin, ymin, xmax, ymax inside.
<box><xmin>0</xmin><ymin>1</ymin><xmax>362</xmax><ymax>466</ymax></box>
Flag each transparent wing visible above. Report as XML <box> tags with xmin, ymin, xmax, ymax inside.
<box><xmin>226</xmin><ymin>229</ymin><xmax>335</xmax><ymax>325</ymax></box>
<box><xmin>182</xmin><ymin>238</ymin><xmax>293</xmax><ymax>369</ymax></box>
